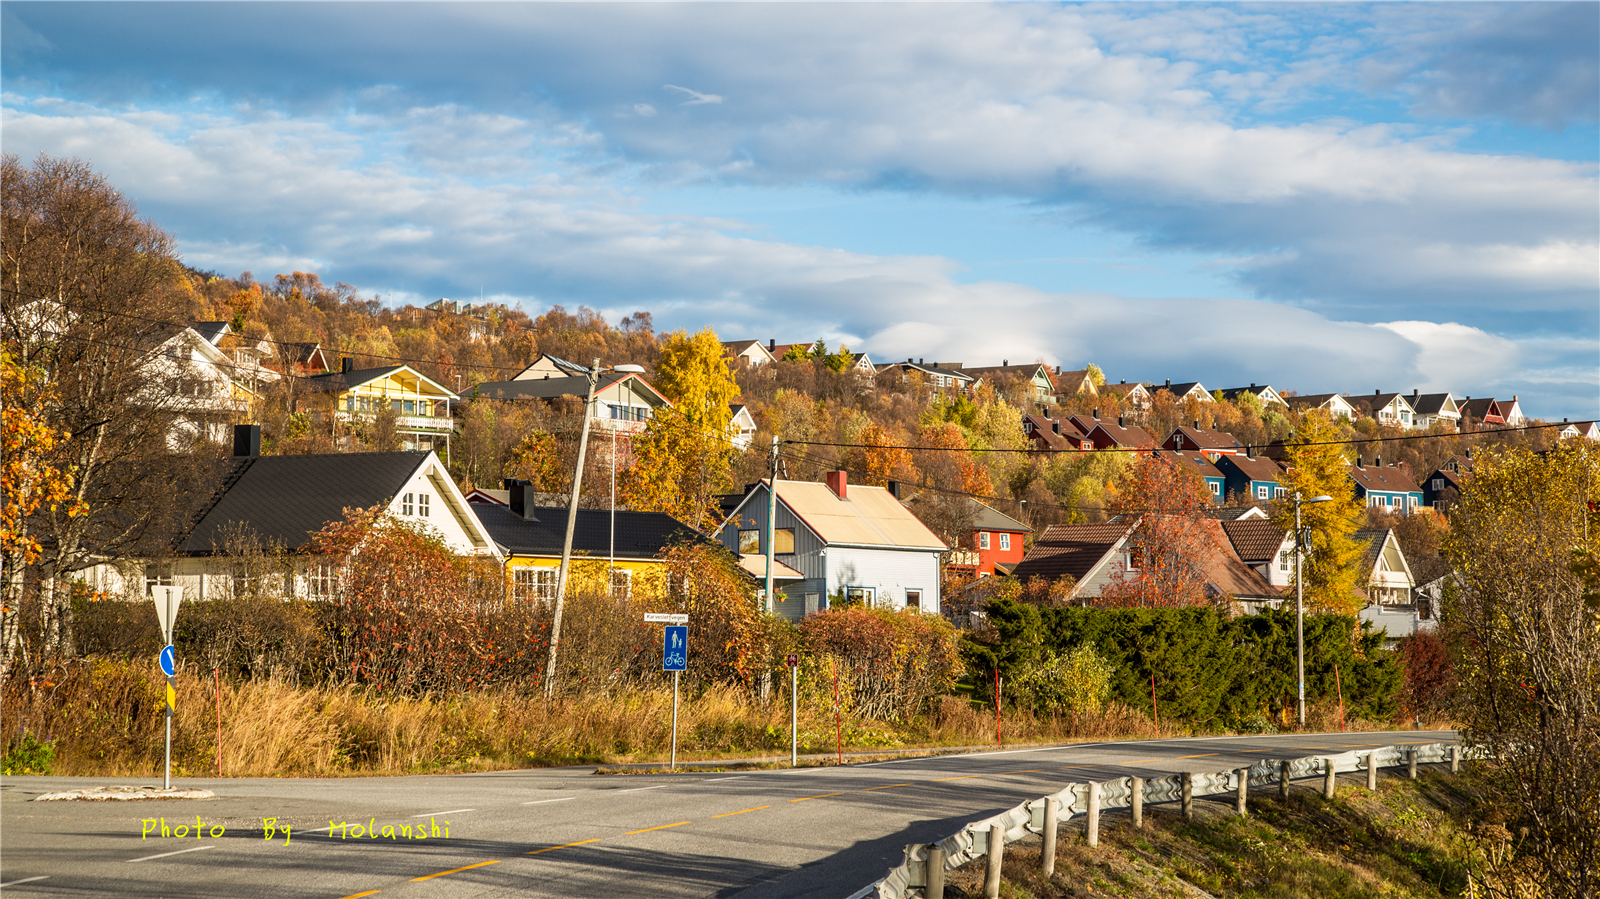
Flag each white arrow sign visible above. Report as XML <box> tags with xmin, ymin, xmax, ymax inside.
<box><xmin>643</xmin><ymin>613</ymin><xmax>688</xmax><ymax>625</ymax></box>
<box><xmin>151</xmin><ymin>586</ymin><xmax>183</xmax><ymax>644</ymax></box>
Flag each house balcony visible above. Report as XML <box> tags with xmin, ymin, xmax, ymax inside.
<box><xmin>333</xmin><ymin>411</ymin><xmax>455</xmax><ymax>434</ymax></box>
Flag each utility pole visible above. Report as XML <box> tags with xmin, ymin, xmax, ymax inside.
<box><xmin>766</xmin><ymin>436</ymin><xmax>779</xmax><ymax>613</ymax></box>
<box><xmin>545</xmin><ymin>358</ymin><xmax>602</xmax><ymax>698</ymax></box>
<box><xmin>1295</xmin><ymin>492</ymin><xmax>1333</xmax><ymax>727</ymax></box>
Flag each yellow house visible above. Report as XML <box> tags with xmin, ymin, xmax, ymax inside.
<box><xmin>305</xmin><ymin>360</ymin><xmax>459</xmax><ymax>454</ymax></box>
<box><xmin>471</xmin><ymin>481</ymin><xmax>713</xmax><ymax>601</ymax></box>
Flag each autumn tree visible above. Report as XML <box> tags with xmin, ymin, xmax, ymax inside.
<box><xmin>840</xmin><ymin>422</ymin><xmax>914</xmax><ymax>487</ymax></box>
<box><xmin>1097</xmin><ymin>453</ymin><xmax>1218</xmax><ymax>607</ymax></box>
<box><xmin>2</xmin><ymin>153</ymin><xmax>208</xmax><ymax>660</ymax></box>
<box><xmin>1273</xmin><ymin>413</ymin><xmax>1366</xmax><ymax>613</ymax></box>
<box><xmin>1443</xmin><ymin>443</ymin><xmax>1599</xmax><ymax>899</ymax></box>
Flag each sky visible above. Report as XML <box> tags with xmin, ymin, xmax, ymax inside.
<box><xmin>3</xmin><ymin>1</ymin><xmax>1596</xmax><ymax>419</ymax></box>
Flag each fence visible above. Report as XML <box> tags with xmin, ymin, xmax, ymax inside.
<box><xmin>850</xmin><ymin>741</ymin><xmax>1465</xmax><ymax>899</ymax></box>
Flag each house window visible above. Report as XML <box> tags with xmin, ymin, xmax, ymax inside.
<box><xmin>417</xmin><ymin>493</ymin><xmax>430</xmax><ymax>517</ymax></box>
<box><xmin>513</xmin><ymin>568</ymin><xmax>559</xmax><ymax>604</ymax></box>
<box><xmin>979</xmin><ymin>532</ymin><xmax>991</xmax><ymax>550</ymax></box>
<box><xmin>402</xmin><ymin>492</ymin><xmax>414</xmax><ymax>515</ymax></box>
<box><xmin>1256</xmin><ymin>485</ymin><xmax>1270</xmax><ymax>499</ymax></box>
<box><xmin>1432</xmin><ymin>478</ymin><xmax>1444</xmax><ymax>491</ymax></box>
<box><xmin>403</xmin><ymin>400</ymin><xmax>416</xmax><ymax>414</ymax></box>
<box><xmin>774</xmin><ymin>528</ymin><xmax>795</xmax><ymax>554</ymax></box>
<box><xmin>1210</xmin><ymin>482</ymin><xmax>1221</xmax><ymax>496</ymax></box>
<box><xmin>306</xmin><ymin>562</ymin><xmax>339</xmax><ymax>600</ymax></box>
<box><xmin>845</xmin><ymin>587</ymin><xmax>875</xmax><ymax>605</ymax></box>
<box><xmin>999</xmin><ymin>533</ymin><xmax>1011</xmax><ymax>551</ymax></box>
<box><xmin>144</xmin><ymin>563</ymin><xmax>174</xmax><ymax>594</ymax></box>
<box><xmin>609</xmin><ymin>569</ymin><xmax>632</xmax><ymax>601</ymax></box>
<box><xmin>905</xmin><ymin>589</ymin><xmax>922</xmax><ymax>610</ymax></box>
<box><xmin>1279</xmin><ymin>549</ymin><xmax>1292</xmax><ymax>572</ymax></box>
<box><xmin>739</xmin><ymin>529</ymin><xmax>760</xmax><ymax>554</ymax></box>
<box><xmin>346</xmin><ymin>395</ymin><xmax>356</xmax><ymax>412</ymax></box>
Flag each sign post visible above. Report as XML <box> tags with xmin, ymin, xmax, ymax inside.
<box><xmin>786</xmin><ymin>653</ymin><xmax>799</xmax><ymax>767</ymax></box>
<box><xmin>150</xmin><ymin>586</ymin><xmax>183</xmax><ymax>791</ymax></box>
<box><xmin>648</xmin><ymin>614</ymin><xmax>689</xmax><ymax>771</ymax></box>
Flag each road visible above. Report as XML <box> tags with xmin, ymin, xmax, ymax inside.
<box><xmin>0</xmin><ymin>730</ymin><xmax>1456</xmax><ymax>898</ymax></box>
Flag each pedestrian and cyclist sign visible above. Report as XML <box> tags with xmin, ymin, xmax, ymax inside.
<box><xmin>662</xmin><ymin>626</ymin><xmax>688</xmax><ymax>672</ymax></box>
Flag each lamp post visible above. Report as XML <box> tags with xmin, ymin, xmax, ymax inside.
<box><xmin>544</xmin><ymin>359</ymin><xmax>646</xmax><ymax>698</ymax></box>
<box><xmin>1294</xmin><ymin>492</ymin><xmax>1333</xmax><ymax>727</ymax></box>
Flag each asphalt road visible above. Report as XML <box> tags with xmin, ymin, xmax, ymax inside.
<box><xmin>0</xmin><ymin>730</ymin><xmax>1457</xmax><ymax>899</ymax></box>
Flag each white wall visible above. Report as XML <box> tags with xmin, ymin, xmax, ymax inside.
<box><xmin>825</xmin><ymin>546</ymin><xmax>941</xmax><ymax>613</ymax></box>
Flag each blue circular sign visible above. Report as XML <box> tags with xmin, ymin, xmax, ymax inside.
<box><xmin>159</xmin><ymin>645</ymin><xmax>176</xmax><ymax>678</ymax></box>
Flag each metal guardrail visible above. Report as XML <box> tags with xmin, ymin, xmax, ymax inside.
<box><xmin>851</xmin><ymin>741</ymin><xmax>1466</xmax><ymax>899</ymax></box>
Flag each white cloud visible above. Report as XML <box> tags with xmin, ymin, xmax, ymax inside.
<box><xmin>663</xmin><ymin>84</ymin><xmax>722</xmax><ymax>106</ymax></box>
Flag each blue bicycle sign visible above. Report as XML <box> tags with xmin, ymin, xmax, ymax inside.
<box><xmin>663</xmin><ymin>625</ymin><xmax>688</xmax><ymax>672</ymax></box>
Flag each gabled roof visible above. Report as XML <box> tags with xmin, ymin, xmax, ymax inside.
<box><xmin>469</xmin><ymin>372</ymin><xmax>668</xmax><ymax>406</ymax></box>
<box><xmin>731</xmin><ymin>479</ymin><xmax>947</xmax><ymax>551</ymax></box>
<box><xmin>1351</xmin><ymin>392</ymin><xmax>1415</xmax><ymax>416</ymax></box>
<box><xmin>192</xmin><ymin>321</ymin><xmax>232</xmax><ymax>345</ymax></box>
<box><xmin>963</xmin><ymin>363</ymin><xmax>1052</xmax><ymax>383</ymax></box>
<box><xmin>1286</xmin><ymin>393</ymin><xmax>1357</xmax><ymax>415</ymax></box>
<box><xmin>1164</xmin><ymin>426</ymin><xmax>1246</xmax><ymax>454</ymax></box>
<box><xmin>510</xmin><ymin>354</ymin><xmax>588</xmax><ymax>380</ymax></box>
<box><xmin>721</xmin><ymin>339</ymin><xmax>775</xmax><ymax>362</ymax></box>
<box><xmin>1217</xmin><ymin>454</ymin><xmax>1285</xmax><ymax>484</ymax></box>
<box><xmin>772</xmin><ymin>342</ymin><xmax>819</xmax><ymax>360</ymax></box>
<box><xmin>1407</xmin><ymin>392</ymin><xmax>1458</xmax><ymax>416</ymax></box>
<box><xmin>883</xmin><ymin>360</ymin><xmax>974</xmax><ymax>382</ymax></box>
<box><xmin>1353</xmin><ymin>528</ymin><xmax>1412</xmax><ymax>582</ymax></box>
<box><xmin>1011</xmin><ymin>522</ymin><xmax>1135</xmax><ymax>582</ymax></box>
<box><xmin>1185</xmin><ymin>517</ymin><xmax>1278</xmax><ymax>599</ymax></box>
<box><xmin>1153</xmin><ymin>381</ymin><xmax>1211</xmax><ymax>401</ymax></box>
<box><xmin>1085</xmin><ymin>419</ymin><xmax>1157</xmax><ymax>449</ymax></box>
<box><xmin>1205</xmin><ymin>505</ymin><xmax>1270</xmax><ymax>521</ymax></box>
<box><xmin>473</xmin><ymin>504</ymin><xmax>709</xmax><ymax>559</ymax></box>
<box><xmin>1458</xmin><ymin>397</ymin><xmax>1503</xmax><ymax>422</ymax></box>
<box><xmin>1022</xmin><ymin>414</ymin><xmax>1091</xmax><ymax>451</ymax></box>
<box><xmin>280</xmin><ymin>341</ymin><xmax>329</xmax><ymax>368</ymax></box>
<box><xmin>1221</xmin><ymin>519</ymin><xmax>1291</xmax><ymax>564</ymax></box>
<box><xmin>1102</xmin><ymin>380</ymin><xmax>1150</xmax><ymax>400</ymax></box>
<box><xmin>179</xmin><ymin>452</ymin><xmax>431</xmax><ymax>554</ymax></box>
<box><xmin>304</xmin><ymin>365</ymin><xmax>459</xmax><ymax>399</ymax></box>
<box><xmin>1215</xmin><ymin>384</ymin><xmax>1288</xmax><ymax>408</ymax></box>
<box><xmin>968</xmin><ymin>499</ymin><xmax>1032</xmax><ymax>534</ymax></box>
<box><xmin>1153</xmin><ymin>450</ymin><xmax>1223</xmax><ymax>481</ymax></box>
<box><xmin>1050</xmin><ymin>369</ymin><xmax>1098</xmax><ymax>397</ymax></box>
<box><xmin>1349</xmin><ymin>463</ymin><xmax>1423</xmax><ymax>495</ymax></box>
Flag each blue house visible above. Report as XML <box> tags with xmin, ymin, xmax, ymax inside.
<box><xmin>1349</xmin><ymin>459</ymin><xmax>1425</xmax><ymax>514</ymax></box>
<box><xmin>1215</xmin><ymin>454</ymin><xmax>1288</xmax><ymax>504</ymax></box>
<box><xmin>715</xmin><ymin>471</ymin><xmax>947</xmax><ymax>622</ymax></box>
<box><xmin>1154</xmin><ymin>451</ymin><xmax>1225</xmax><ymax>503</ymax></box>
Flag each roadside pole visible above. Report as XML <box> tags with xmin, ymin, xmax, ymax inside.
<box><xmin>647</xmin><ymin>613</ymin><xmax>689</xmax><ymax>771</ymax></box>
<box><xmin>786</xmin><ymin>653</ymin><xmax>799</xmax><ymax>767</ymax></box>
<box><xmin>150</xmin><ymin>586</ymin><xmax>183</xmax><ymax>791</ymax></box>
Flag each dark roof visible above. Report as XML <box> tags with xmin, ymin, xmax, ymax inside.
<box><xmin>1218</xmin><ymin>454</ymin><xmax>1285</xmax><ymax>483</ymax></box>
<box><xmin>1102</xmin><ymin>381</ymin><xmax>1149</xmax><ymax>397</ymax></box>
<box><xmin>192</xmin><ymin>321</ymin><xmax>231</xmax><ymax>345</ymax></box>
<box><xmin>303</xmin><ymin>366</ymin><xmax>406</xmax><ymax>393</ymax></box>
<box><xmin>1154</xmin><ymin>450</ymin><xmax>1222</xmax><ymax>480</ymax></box>
<box><xmin>1407</xmin><ymin>393</ymin><xmax>1455</xmax><ymax>416</ymax></box>
<box><xmin>1459</xmin><ymin>398</ymin><xmax>1502</xmax><ymax>421</ymax></box>
<box><xmin>180</xmin><ymin>452</ymin><xmax>429</xmax><ymax>554</ymax></box>
<box><xmin>1022</xmin><ymin>414</ymin><xmax>1090</xmax><ymax>450</ymax></box>
<box><xmin>1353</xmin><ymin>528</ymin><xmax>1390</xmax><ymax>578</ymax></box>
<box><xmin>1216</xmin><ymin>385</ymin><xmax>1285</xmax><ymax>406</ymax></box>
<box><xmin>1086</xmin><ymin>419</ymin><xmax>1157</xmax><ymax>449</ymax></box>
<box><xmin>281</xmin><ymin>341</ymin><xmax>327</xmax><ymax>365</ymax></box>
<box><xmin>1011</xmin><ymin>522</ymin><xmax>1134</xmax><ymax>582</ymax></box>
<box><xmin>1221</xmin><ymin>519</ymin><xmax>1290</xmax><ymax>564</ymax></box>
<box><xmin>1349</xmin><ymin>464</ymin><xmax>1422</xmax><ymax>495</ymax></box>
<box><xmin>963</xmin><ymin>363</ymin><xmax>1048</xmax><ymax>380</ymax></box>
<box><xmin>1165</xmin><ymin>426</ymin><xmax>1245</xmax><ymax>453</ymax></box>
<box><xmin>1205</xmin><ymin>506</ymin><xmax>1269</xmax><ymax>521</ymax></box>
<box><xmin>968</xmin><ymin>499</ymin><xmax>1032</xmax><ymax>534</ymax></box>
<box><xmin>1155</xmin><ymin>381</ymin><xmax>1206</xmax><ymax>398</ymax></box>
<box><xmin>1051</xmin><ymin>370</ymin><xmax>1095</xmax><ymax>396</ymax></box>
<box><xmin>1285</xmin><ymin>393</ymin><xmax>1348</xmax><ymax>411</ymax></box>
<box><xmin>1351</xmin><ymin>392</ymin><xmax>1411</xmax><ymax>415</ymax></box>
<box><xmin>473</xmin><ymin>503</ymin><xmax>710</xmax><ymax>558</ymax></box>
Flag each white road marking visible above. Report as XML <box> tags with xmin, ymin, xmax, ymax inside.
<box><xmin>522</xmin><ymin>797</ymin><xmax>575</xmax><ymax>805</ymax></box>
<box><xmin>412</xmin><ymin>808</ymin><xmax>474</xmax><ymax>817</ymax></box>
<box><xmin>127</xmin><ymin>846</ymin><xmax>215</xmax><ymax>863</ymax></box>
<box><xmin>1</xmin><ymin>875</ymin><xmax>50</xmax><ymax>888</ymax></box>
<box><xmin>616</xmin><ymin>784</ymin><xmax>669</xmax><ymax>793</ymax></box>
<box><xmin>707</xmin><ymin>776</ymin><xmax>748</xmax><ymax>782</ymax></box>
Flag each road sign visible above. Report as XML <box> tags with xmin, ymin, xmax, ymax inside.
<box><xmin>785</xmin><ymin>653</ymin><xmax>798</xmax><ymax>668</ymax></box>
<box><xmin>159</xmin><ymin>645</ymin><xmax>177</xmax><ymax>678</ymax></box>
<box><xmin>151</xmin><ymin>586</ymin><xmax>183</xmax><ymax>643</ymax></box>
<box><xmin>644</xmin><ymin>613</ymin><xmax>689</xmax><ymax>625</ymax></box>
<box><xmin>663</xmin><ymin>625</ymin><xmax>688</xmax><ymax>672</ymax></box>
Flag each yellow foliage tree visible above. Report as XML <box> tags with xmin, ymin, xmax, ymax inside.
<box><xmin>651</xmin><ymin>328</ymin><xmax>737</xmax><ymax>435</ymax></box>
<box><xmin>1274</xmin><ymin>413</ymin><xmax>1366</xmax><ymax>612</ymax></box>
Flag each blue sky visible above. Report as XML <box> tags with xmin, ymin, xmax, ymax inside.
<box><xmin>3</xmin><ymin>2</ymin><xmax>1596</xmax><ymax>418</ymax></box>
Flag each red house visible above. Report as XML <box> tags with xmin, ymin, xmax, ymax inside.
<box><xmin>964</xmin><ymin>499</ymin><xmax>1032</xmax><ymax>577</ymax></box>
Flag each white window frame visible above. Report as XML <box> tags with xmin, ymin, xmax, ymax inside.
<box><xmin>978</xmin><ymin>532</ymin><xmax>991</xmax><ymax>550</ymax></box>
<box><xmin>417</xmin><ymin>492</ymin><xmax>430</xmax><ymax>517</ymax></box>
<box><xmin>514</xmin><ymin>567</ymin><xmax>559</xmax><ymax>605</ymax></box>
<box><xmin>999</xmin><ymin>533</ymin><xmax>1011</xmax><ymax>551</ymax></box>
<box><xmin>402</xmin><ymin>492</ymin><xmax>414</xmax><ymax>515</ymax></box>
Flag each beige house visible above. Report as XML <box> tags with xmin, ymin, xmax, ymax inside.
<box><xmin>304</xmin><ymin>360</ymin><xmax>459</xmax><ymax>454</ymax></box>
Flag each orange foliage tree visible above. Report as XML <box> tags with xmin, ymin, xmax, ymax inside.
<box><xmin>798</xmin><ymin>608</ymin><xmax>962</xmax><ymax>721</ymax></box>
<box><xmin>1098</xmin><ymin>454</ymin><xmax>1217</xmax><ymax>607</ymax></box>
<box><xmin>841</xmin><ymin>422</ymin><xmax>915</xmax><ymax>486</ymax></box>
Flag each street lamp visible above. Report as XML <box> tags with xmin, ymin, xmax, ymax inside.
<box><xmin>1294</xmin><ymin>492</ymin><xmax>1333</xmax><ymax>727</ymax></box>
<box><xmin>544</xmin><ymin>359</ymin><xmax>646</xmax><ymax>698</ymax></box>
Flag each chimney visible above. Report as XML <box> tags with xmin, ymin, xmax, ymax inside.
<box><xmin>1250</xmin><ymin>382</ymin><xmax>1257</xmax><ymax>389</ymax></box>
<box><xmin>1003</xmin><ymin>359</ymin><xmax>1008</xmax><ymax>366</ymax></box>
<box><xmin>1117</xmin><ymin>415</ymin><xmax>1125</xmax><ymax>428</ymax></box>
<box><xmin>769</xmin><ymin>339</ymin><xmax>775</xmax><ymax>351</ymax></box>
<box><xmin>233</xmin><ymin>424</ymin><xmax>261</xmax><ymax>457</ymax></box>
<box><xmin>1375</xmin><ymin>389</ymin><xmax>1381</xmax><ymax>395</ymax></box>
<box><xmin>504</xmin><ymin>478</ymin><xmax>528</xmax><ymax>518</ymax></box>
<box><xmin>1120</xmin><ymin>379</ymin><xmax>1126</xmax><ymax>384</ymax></box>
<box><xmin>886</xmin><ymin>480</ymin><xmax>902</xmax><ymax>500</ymax></box>
<box><xmin>1357</xmin><ymin>455</ymin><xmax>1364</xmax><ymax>468</ymax></box>
<box><xmin>1413</xmin><ymin>389</ymin><xmax>1420</xmax><ymax>398</ymax></box>
<box><xmin>1165</xmin><ymin>379</ymin><xmax>1171</xmax><ymax>388</ymax></box>
<box><xmin>826</xmin><ymin>470</ymin><xmax>849</xmax><ymax>500</ymax></box>
<box><xmin>1092</xmin><ymin>408</ymin><xmax>1100</xmax><ymax>420</ymax></box>
<box><xmin>919</xmin><ymin>358</ymin><xmax>925</xmax><ymax>365</ymax></box>
<box><xmin>1052</xmin><ymin>421</ymin><xmax>1061</xmax><ymax>434</ymax></box>
<box><xmin>342</xmin><ymin>357</ymin><xmax>354</xmax><ymax>374</ymax></box>
<box><xmin>1193</xmin><ymin>419</ymin><xmax>1201</xmax><ymax>430</ymax></box>
<box><xmin>1377</xmin><ymin>455</ymin><xmax>1383</xmax><ymax>467</ymax></box>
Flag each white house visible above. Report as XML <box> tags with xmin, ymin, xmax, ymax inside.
<box><xmin>715</xmin><ymin>472</ymin><xmax>947</xmax><ymax>621</ymax></box>
<box><xmin>78</xmin><ymin>426</ymin><xmax>499</xmax><ymax>601</ymax></box>
<box><xmin>137</xmin><ymin>326</ymin><xmax>257</xmax><ymax>448</ymax></box>
<box><xmin>1287</xmin><ymin>393</ymin><xmax>1360</xmax><ymax>420</ymax></box>
<box><xmin>1354</xmin><ymin>528</ymin><xmax>1426</xmax><ymax>640</ymax></box>
<box><xmin>729</xmin><ymin>403</ymin><xmax>758</xmax><ymax>450</ymax></box>
<box><xmin>469</xmin><ymin>370</ymin><xmax>672</xmax><ymax>434</ymax></box>
<box><xmin>721</xmin><ymin>340</ymin><xmax>777</xmax><ymax>368</ymax></box>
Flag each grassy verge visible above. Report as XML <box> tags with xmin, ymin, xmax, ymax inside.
<box><xmin>3</xmin><ymin>659</ymin><xmax>1441</xmax><ymax>778</ymax></box>
<box><xmin>943</xmin><ymin>771</ymin><xmax>1487</xmax><ymax>899</ymax></box>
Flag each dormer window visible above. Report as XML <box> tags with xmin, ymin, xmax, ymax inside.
<box><xmin>402</xmin><ymin>492</ymin><xmax>414</xmax><ymax>515</ymax></box>
<box><xmin>417</xmin><ymin>493</ymin><xmax>430</xmax><ymax>517</ymax></box>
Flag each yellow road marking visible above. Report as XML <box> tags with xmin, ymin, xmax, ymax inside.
<box><xmin>711</xmin><ymin>806</ymin><xmax>770</xmax><ymax>818</ymax></box>
<box><xmin>1117</xmin><ymin>759</ymin><xmax>1166</xmax><ymax>766</ymax></box>
<box><xmin>625</xmin><ymin>821</ymin><xmax>690</xmax><ymax>835</ymax></box>
<box><xmin>998</xmin><ymin>769</ymin><xmax>1043</xmax><ymax>775</ymax></box>
<box><xmin>526</xmin><ymin>838</ymin><xmax>601</xmax><ymax>856</ymax></box>
<box><xmin>410</xmin><ymin>860</ymin><xmax>500</xmax><ymax>882</ymax></box>
<box><xmin>933</xmin><ymin>774</ymin><xmax>984</xmax><ymax>782</ymax></box>
<box><xmin>336</xmin><ymin>892</ymin><xmax>382</xmax><ymax>899</ymax></box>
<box><xmin>862</xmin><ymin>783</ymin><xmax>914</xmax><ymax>791</ymax></box>
<box><xmin>1174</xmin><ymin>753</ymin><xmax>1219</xmax><ymax>759</ymax></box>
<box><xmin>790</xmin><ymin>792</ymin><xmax>847</xmax><ymax>802</ymax></box>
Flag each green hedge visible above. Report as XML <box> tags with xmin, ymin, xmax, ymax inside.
<box><xmin>964</xmin><ymin>600</ymin><xmax>1399</xmax><ymax>728</ymax></box>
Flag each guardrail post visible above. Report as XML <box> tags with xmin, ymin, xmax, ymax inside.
<box><xmin>1131</xmin><ymin>777</ymin><xmax>1144</xmax><ymax>829</ymax></box>
<box><xmin>984</xmin><ymin>824</ymin><xmax>1004</xmax><ymax>899</ymax></box>
<box><xmin>1087</xmin><ymin>782</ymin><xmax>1101</xmax><ymax>847</ymax></box>
<box><xmin>1181</xmin><ymin>772</ymin><xmax>1194</xmax><ymax>820</ymax></box>
<box><xmin>1279</xmin><ymin>759</ymin><xmax>1290</xmax><ymax>800</ymax></box>
<box><xmin>1450</xmin><ymin>745</ymin><xmax>1460</xmax><ymax>774</ymax></box>
<box><xmin>1407</xmin><ymin>749</ymin><xmax>1418</xmax><ymax>779</ymax></box>
<box><xmin>1366</xmin><ymin>753</ymin><xmax>1378</xmax><ymax>791</ymax></box>
<box><xmin>1235</xmin><ymin>768</ymin><xmax>1248</xmax><ymax>816</ymax></box>
<box><xmin>1323</xmin><ymin>758</ymin><xmax>1337</xmax><ymax>799</ymax></box>
<box><xmin>926</xmin><ymin>844</ymin><xmax>946</xmax><ymax>899</ymax></box>
<box><xmin>1041</xmin><ymin>799</ymin><xmax>1058</xmax><ymax>877</ymax></box>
